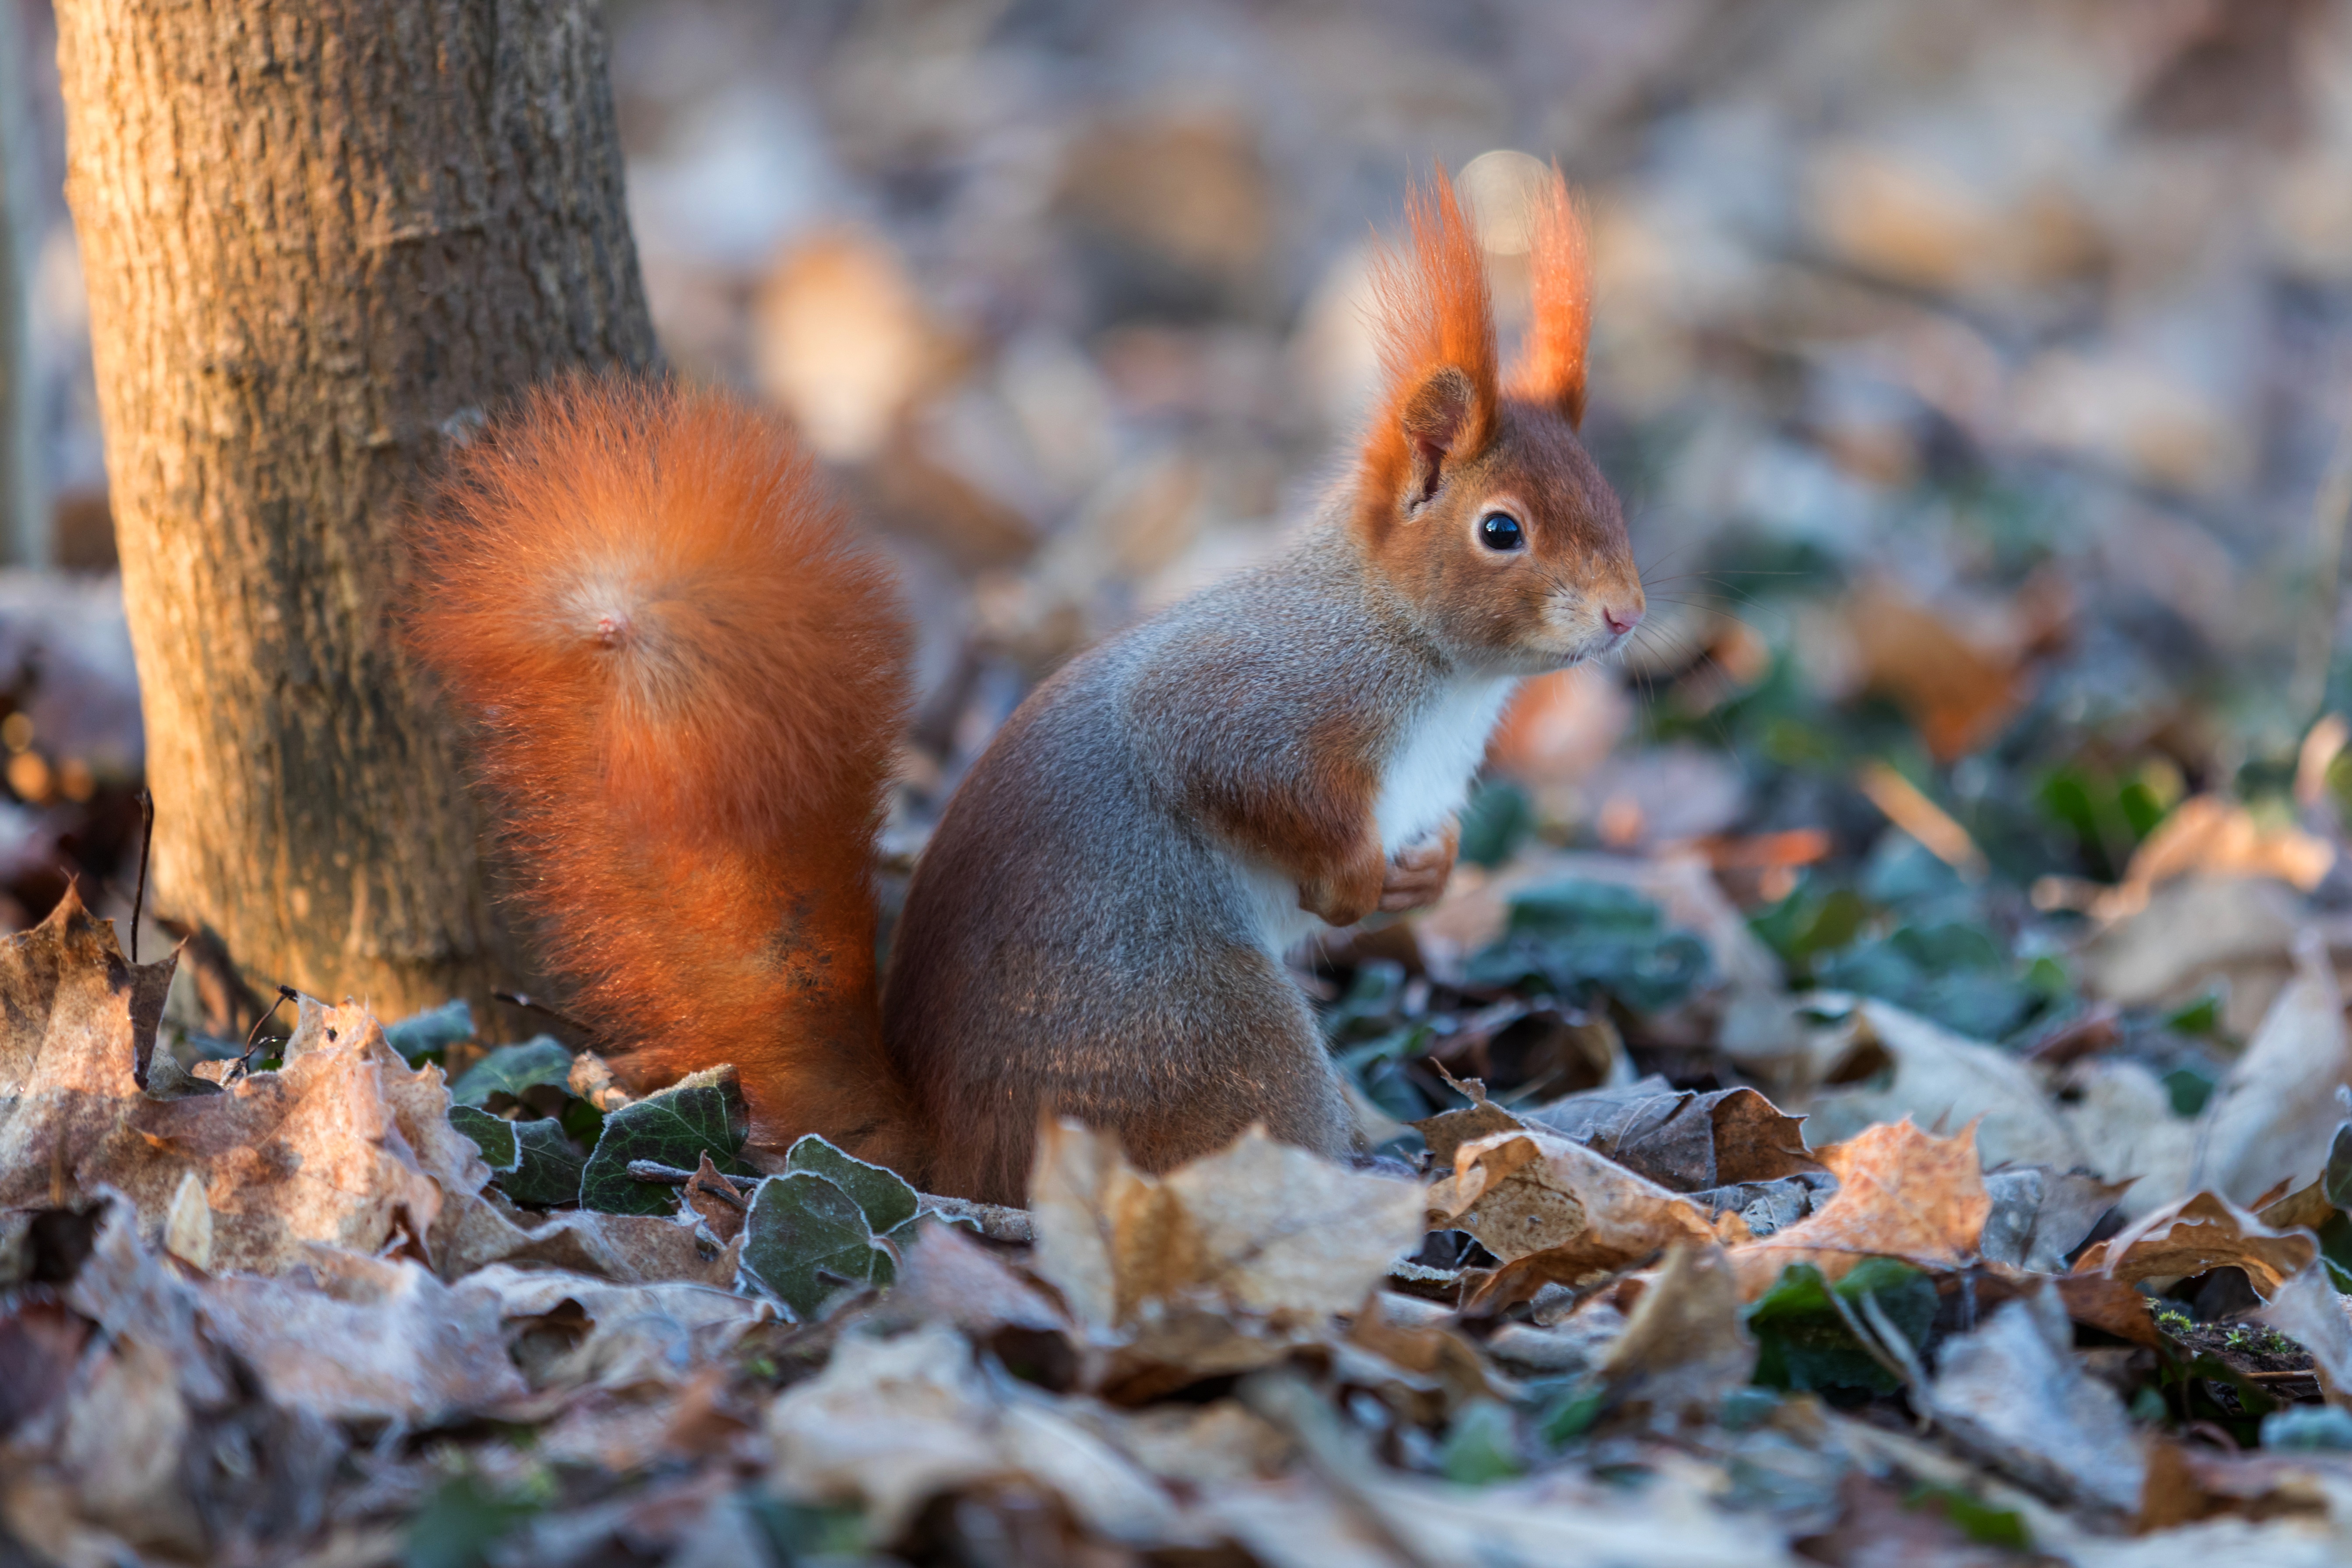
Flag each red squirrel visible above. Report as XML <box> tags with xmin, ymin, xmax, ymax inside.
<box><xmin>406</xmin><ymin>170</ymin><xmax>1642</xmax><ymax>1204</ymax></box>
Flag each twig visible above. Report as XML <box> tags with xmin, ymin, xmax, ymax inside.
<box><xmin>233</xmin><ymin>986</ymin><xmax>299</xmax><ymax>1077</ymax></box>
<box><xmin>1855</xmin><ymin>761</ymin><xmax>1987</xmax><ymax>880</ymax></box>
<box><xmin>627</xmin><ymin>1159</ymin><xmax>750</xmax><ymax>1208</ymax></box>
<box><xmin>915</xmin><ymin>1191</ymin><xmax>1035</xmax><ymax>1244</ymax></box>
<box><xmin>493</xmin><ymin>989</ymin><xmax>592</xmax><ymax>1035</ymax></box>
<box><xmin>129</xmin><ymin>788</ymin><xmax>153</xmax><ymax>964</ymax></box>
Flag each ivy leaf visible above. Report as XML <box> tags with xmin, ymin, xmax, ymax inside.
<box><xmin>740</xmin><ymin>1170</ymin><xmax>896</xmax><ymax>1321</ymax></box>
<box><xmin>784</xmin><ymin>1133</ymin><xmax>919</xmax><ymax>1234</ymax></box>
<box><xmin>497</xmin><ymin>1118</ymin><xmax>588</xmax><ymax>1208</ymax></box>
<box><xmin>578</xmin><ymin>1066</ymin><xmax>754</xmax><ymax>1215</ymax></box>
<box><xmin>383</xmin><ymin>999</ymin><xmax>473</xmax><ymax>1066</ymax></box>
<box><xmin>1747</xmin><ymin>1257</ymin><xmax>1935</xmax><ymax>1395</ymax></box>
<box><xmin>449</xmin><ymin>1104</ymin><xmax>518</xmax><ymax>1172</ymax></box>
<box><xmin>449</xmin><ymin>1036</ymin><xmax>575</xmax><ymax>1107</ymax></box>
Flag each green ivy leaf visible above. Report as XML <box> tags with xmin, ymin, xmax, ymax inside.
<box><xmin>449</xmin><ymin>1104</ymin><xmax>518</xmax><ymax>1172</ymax></box>
<box><xmin>1747</xmin><ymin>1258</ymin><xmax>1935</xmax><ymax>1395</ymax></box>
<box><xmin>497</xmin><ymin>1118</ymin><xmax>589</xmax><ymax>1208</ymax></box>
<box><xmin>740</xmin><ymin>1170</ymin><xmax>895</xmax><ymax>1321</ymax></box>
<box><xmin>384</xmin><ymin>999</ymin><xmax>473</xmax><ymax>1066</ymax></box>
<box><xmin>449</xmin><ymin>1036</ymin><xmax>575</xmax><ymax>1107</ymax></box>
<box><xmin>578</xmin><ymin>1066</ymin><xmax>754</xmax><ymax>1215</ymax></box>
<box><xmin>784</xmin><ymin>1134</ymin><xmax>919</xmax><ymax>1233</ymax></box>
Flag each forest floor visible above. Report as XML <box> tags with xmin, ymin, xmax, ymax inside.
<box><xmin>15</xmin><ymin>0</ymin><xmax>2352</xmax><ymax>1563</ymax></box>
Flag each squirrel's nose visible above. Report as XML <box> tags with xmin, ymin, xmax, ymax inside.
<box><xmin>1602</xmin><ymin>603</ymin><xmax>1643</xmax><ymax>637</ymax></box>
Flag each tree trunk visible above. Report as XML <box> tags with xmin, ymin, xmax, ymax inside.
<box><xmin>54</xmin><ymin>0</ymin><xmax>656</xmax><ymax>1030</ymax></box>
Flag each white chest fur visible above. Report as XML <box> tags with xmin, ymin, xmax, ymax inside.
<box><xmin>1374</xmin><ymin>673</ymin><xmax>1520</xmax><ymax>854</ymax></box>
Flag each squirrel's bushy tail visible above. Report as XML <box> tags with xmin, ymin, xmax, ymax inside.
<box><xmin>406</xmin><ymin>377</ymin><xmax>923</xmax><ymax>1171</ymax></box>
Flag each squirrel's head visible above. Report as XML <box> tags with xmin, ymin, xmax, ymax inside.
<box><xmin>1352</xmin><ymin>168</ymin><xmax>1640</xmax><ymax>674</ymax></box>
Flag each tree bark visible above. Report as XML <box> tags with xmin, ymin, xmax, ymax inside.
<box><xmin>54</xmin><ymin>0</ymin><xmax>656</xmax><ymax>1028</ymax></box>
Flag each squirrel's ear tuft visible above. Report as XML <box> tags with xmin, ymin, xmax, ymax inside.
<box><xmin>1360</xmin><ymin>169</ymin><xmax>1497</xmax><ymax>519</ymax></box>
<box><xmin>1507</xmin><ymin>168</ymin><xmax>1591</xmax><ymax>428</ymax></box>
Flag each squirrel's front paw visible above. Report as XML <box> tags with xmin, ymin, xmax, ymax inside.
<box><xmin>1377</xmin><ymin>819</ymin><xmax>1458</xmax><ymax>913</ymax></box>
<box><xmin>1298</xmin><ymin>838</ymin><xmax>1389</xmax><ymax>928</ymax></box>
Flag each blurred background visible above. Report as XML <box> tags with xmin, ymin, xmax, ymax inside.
<box><xmin>6</xmin><ymin>0</ymin><xmax>2352</xmax><ymax>1078</ymax></box>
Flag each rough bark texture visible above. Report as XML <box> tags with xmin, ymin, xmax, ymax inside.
<box><xmin>55</xmin><ymin>0</ymin><xmax>656</xmax><ymax>1027</ymax></box>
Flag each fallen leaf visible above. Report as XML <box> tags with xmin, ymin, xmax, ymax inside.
<box><xmin>197</xmin><ymin>1249</ymin><xmax>530</xmax><ymax>1423</ymax></box>
<box><xmin>0</xmin><ymin>887</ymin><xmax>177</xmax><ymax>1208</ymax></box>
<box><xmin>578</xmin><ymin>1066</ymin><xmax>756</xmax><ymax>1217</ymax></box>
<box><xmin>1597</xmin><ymin>1242</ymin><xmax>1756</xmax><ymax>1425</ymax></box>
<box><xmin>1029</xmin><ymin>1119</ymin><xmax>1423</xmax><ymax>1334</ymax></box>
<box><xmin>739</xmin><ymin>1168</ymin><xmax>896</xmax><ymax>1321</ymax></box>
<box><xmin>2058</xmin><ymin>1057</ymin><xmax>2199</xmax><ymax>1221</ymax></box>
<box><xmin>1433</xmin><ymin>1124</ymin><xmax>1726</xmax><ymax>1272</ymax></box>
<box><xmin>881</xmin><ymin>1218</ymin><xmax>1069</xmax><ymax>1337</ymax></box>
<box><xmin>1979</xmin><ymin>1165</ymin><xmax>2130</xmax><ymax>1273</ymax></box>
<box><xmin>464</xmin><ymin>1263</ymin><xmax>769</xmax><ymax>1394</ymax></box>
<box><xmin>1927</xmin><ymin>1284</ymin><xmax>2146</xmax><ymax>1513</ymax></box>
<box><xmin>449</xmin><ymin>1036</ymin><xmax>574</xmax><ymax>1106</ymax></box>
<box><xmin>764</xmin><ymin>1322</ymin><xmax>1006</xmax><ymax>1538</ymax></box>
<box><xmin>1730</xmin><ymin>1119</ymin><xmax>1990</xmax><ymax>1299</ymax></box>
<box><xmin>2097</xmin><ymin>794</ymin><xmax>2335</xmax><ymax>922</ymax></box>
<box><xmin>681</xmin><ymin>1150</ymin><xmax>749</xmax><ymax>1245</ymax></box>
<box><xmin>2076</xmin><ymin>874</ymin><xmax>2309</xmax><ymax>1036</ymax></box>
<box><xmin>2073</xmin><ymin>1191</ymin><xmax>2315</xmax><ymax>1297</ymax></box>
<box><xmin>2253</xmin><ymin>1264</ymin><xmax>2352</xmax><ymax>1408</ymax></box>
<box><xmin>1240</xmin><ymin>1370</ymin><xmax>1796</xmax><ymax>1566</ymax></box>
<box><xmin>54</xmin><ymin>997</ymin><xmax>452</xmax><ymax>1276</ymax></box>
<box><xmin>1525</xmin><ymin>1076</ymin><xmax>1819</xmax><ymax>1190</ymax></box>
<box><xmin>2192</xmin><ymin>932</ymin><xmax>2352</xmax><ymax>1206</ymax></box>
<box><xmin>1800</xmin><ymin>999</ymin><xmax>2089</xmax><ymax>1171</ymax></box>
<box><xmin>1845</xmin><ymin>579</ymin><xmax>2026</xmax><ymax>764</ymax></box>
<box><xmin>441</xmin><ymin>1195</ymin><xmax>740</xmax><ymax>1287</ymax></box>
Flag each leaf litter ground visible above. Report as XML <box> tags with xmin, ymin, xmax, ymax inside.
<box><xmin>19</xmin><ymin>777</ymin><xmax>2352</xmax><ymax>1568</ymax></box>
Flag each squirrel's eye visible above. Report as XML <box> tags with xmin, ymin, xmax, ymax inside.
<box><xmin>1478</xmin><ymin>512</ymin><xmax>1524</xmax><ymax>552</ymax></box>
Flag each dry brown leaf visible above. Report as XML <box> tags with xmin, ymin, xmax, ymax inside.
<box><xmin>1029</xmin><ymin>1119</ymin><xmax>1423</xmax><ymax>1334</ymax></box>
<box><xmin>2097</xmin><ymin>795</ymin><xmax>2336</xmax><ymax>921</ymax></box>
<box><xmin>2191</xmin><ymin>932</ymin><xmax>2352</xmax><ymax>1206</ymax></box>
<box><xmin>1803</xmin><ymin>999</ymin><xmax>2088</xmax><ymax>1171</ymax></box>
<box><xmin>1525</xmin><ymin>1078</ymin><xmax>1818</xmax><ymax>1190</ymax></box>
<box><xmin>2253</xmin><ymin>1264</ymin><xmax>2352</xmax><ymax>1408</ymax></box>
<box><xmin>1241</xmin><ymin>1371</ymin><xmax>1795</xmax><ymax>1567</ymax></box>
<box><xmin>1845</xmin><ymin>580</ymin><xmax>2026</xmax><ymax>763</ymax></box>
<box><xmin>441</xmin><ymin>1192</ymin><xmax>741</xmax><ymax>1288</ymax></box>
<box><xmin>1597</xmin><ymin>1242</ymin><xmax>1755</xmax><ymax>1425</ymax></box>
<box><xmin>464</xmin><ymin>1263</ymin><xmax>769</xmax><ymax>1394</ymax></box>
<box><xmin>1728</xmin><ymin>1118</ymin><xmax>1989</xmax><ymax>1299</ymax></box>
<box><xmin>767</xmin><ymin>1320</ymin><xmax>1201</xmax><ymax>1547</ymax></box>
<box><xmin>119</xmin><ymin>1000</ymin><xmax>447</xmax><ymax>1275</ymax></box>
<box><xmin>881</xmin><ymin>1218</ymin><xmax>1070</xmax><ymax>1337</ymax></box>
<box><xmin>2052</xmin><ymin>1272</ymin><xmax>2164</xmax><ymax>1348</ymax></box>
<box><xmin>1434</xmin><ymin>1126</ymin><xmax>1727</xmax><ymax>1268</ymax></box>
<box><xmin>0</xmin><ymin>888</ymin><xmax>176</xmax><ymax>1208</ymax></box>
<box><xmin>681</xmin><ymin>1150</ymin><xmax>748</xmax><ymax>1245</ymax></box>
<box><xmin>766</xmin><ymin>1323</ymin><xmax>1003</xmax><ymax>1535</ymax></box>
<box><xmin>1928</xmin><ymin>1285</ymin><xmax>2146</xmax><ymax>1515</ymax></box>
<box><xmin>2072</xmin><ymin>1191</ymin><xmax>2316</xmax><ymax>1297</ymax></box>
<box><xmin>1344</xmin><ymin>1294</ymin><xmax>1504</xmax><ymax>1418</ymax></box>
<box><xmin>197</xmin><ymin>1249</ymin><xmax>529</xmax><ymax>1422</ymax></box>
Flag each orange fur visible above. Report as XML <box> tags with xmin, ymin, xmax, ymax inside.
<box><xmin>1506</xmin><ymin>168</ymin><xmax>1592</xmax><ymax>426</ymax></box>
<box><xmin>1357</xmin><ymin>170</ymin><xmax>1499</xmax><ymax>519</ymax></box>
<box><xmin>404</xmin><ymin>377</ymin><xmax>923</xmax><ymax>1171</ymax></box>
